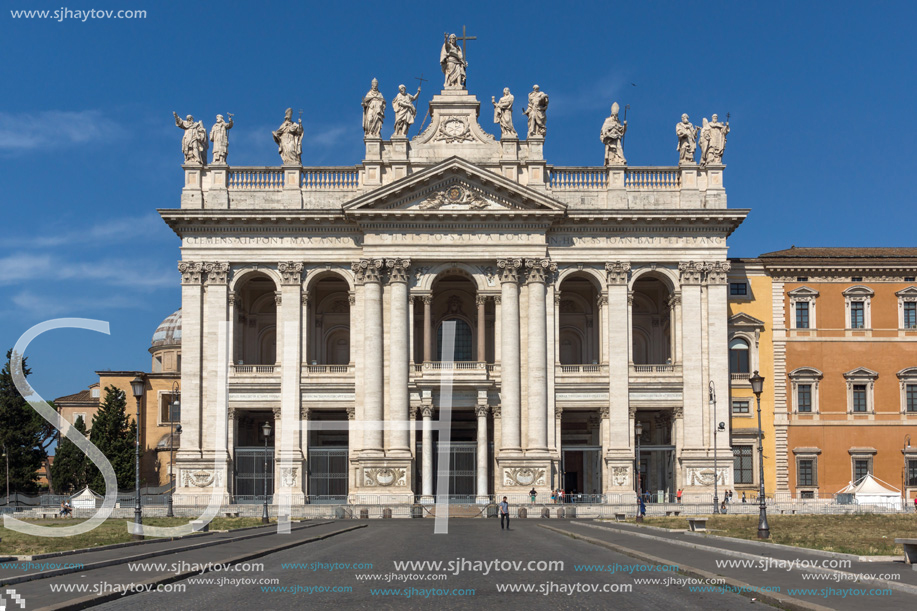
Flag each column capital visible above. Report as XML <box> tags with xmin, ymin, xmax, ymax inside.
<box><xmin>628</xmin><ymin>405</ymin><xmax>637</xmax><ymax>418</ymax></box>
<box><xmin>348</xmin><ymin>292</ymin><xmax>356</xmax><ymax>306</ymax></box>
<box><xmin>274</xmin><ymin>291</ymin><xmax>282</xmax><ymax>306</ymax></box>
<box><xmin>596</xmin><ymin>293</ymin><xmax>608</xmax><ymax>306</ymax></box>
<box><xmin>673</xmin><ymin>406</ymin><xmax>684</xmax><ymax>419</ymax></box>
<box><xmin>492</xmin><ymin>405</ymin><xmax>501</xmax><ymax>419</ymax></box>
<box><xmin>555</xmin><ymin>407</ymin><xmax>564</xmax><ymax>420</ymax></box>
<box><xmin>497</xmin><ymin>258</ymin><xmax>524</xmax><ymax>283</ymax></box>
<box><xmin>421</xmin><ymin>294</ymin><xmax>433</xmax><ymax>305</ymax></box>
<box><xmin>678</xmin><ymin>261</ymin><xmax>705</xmax><ymax>285</ymax></box>
<box><xmin>475</xmin><ymin>294</ymin><xmax>488</xmax><ymax>306</ymax></box>
<box><xmin>524</xmin><ymin>258</ymin><xmax>557</xmax><ymax>284</ymax></box>
<box><xmin>599</xmin><ymin>406</ymin><xmax>609</xmax><ymax>419</ymax></box>
<box><xmin>475</xmin><ymin>405</ymin><xmax>489</xmax><ymax>418</ymax></box>
<box><xmin>351</xmin><ymin>258</ymin><xmax>385</xmax><ymax>284</ymax></box>
<box><xmin>346</xmin><ymin>407</ymin><xmax>356</xmax><ymax>420</ymax></box>
<box><xmin>278</xmin><ymin>261</ymin><xmax>304</xmax><ymax>285</ymax></box>
<box><xmin>272</xmin><ymin>407</ymin><xmax>282</xmax><ymax>420</ymax></box>
<box><xmin>493</xmin><ymin>295</ymin><xmax>502</xmax><ymax>305</ymax></box>
<box><xmin>300</xmin><ymin>406</ymin><xmax>309</xmax><ymax>419</ymax></box>
<box><xmin>178</xmin><ymin>261</ymin><xmax>204</xmax><ymax>284</ymax></box>
<box><xmin>705</xmin><ymin>261</ymin><xmax>731</xmax><ymax>285</ymax></box>
<box><xmin>605</xmin><ymin>261</ymin><xmax>631</xmax><ymax>285</ymax></box>
<box><xmin>228</xmin><ymin>293</ymin><xmax>237</xmax><ymax>307</ymax></box>
<box><xmin>228</xmin><ymin>407</ymin><xmax>237</xmax><ymax>420</ymax></box>
<box><xmin>301</xmin><ymin>292</ymin><xmax>310</xmax><ymax>306</ymax></box>
<box><xmin>386</xmin><ymin>258</ymin><xmax>412</xmax><ymax>284</ymax></box>
<box><xmin>202</xmin><ymin>261</ymin><xmax>230</xmax><ymax>285</ymax></box>
<box><xmin>421</xmin><ymin>405</ymin><xmax>434</xmax><ymax>418</ymax></box>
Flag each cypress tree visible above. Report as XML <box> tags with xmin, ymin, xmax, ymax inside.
<box><xmin>51</xmin><ymin>415</ymin><xmax>90</xmax><ymax>493</ymax></box>
<box><xmin>0</xmin><ymin>350</ymin><xmax>44</xmax><ymax>496</ymax></box>
<box><xmin>88</xmin><ymin>386</ymin><xmax>138</xmax><ymax>493</ymax></box>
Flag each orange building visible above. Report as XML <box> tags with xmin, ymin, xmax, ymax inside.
<box><xmin>52</xmin><ymin>310</ymin><xmax>182</xmax><ymax>490</ymax></box>
<box><xmin>761</xmin><ymin>248</ymin><xmax>917</xmax><ymax>501</ymax></box>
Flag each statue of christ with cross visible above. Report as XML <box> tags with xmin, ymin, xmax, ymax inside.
<box><xmin>440</xmin><ymin>26</ymin><xmax>475</xmax><ymax>90</ymax></box>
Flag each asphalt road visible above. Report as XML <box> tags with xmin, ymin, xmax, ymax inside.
<box><xmin>86</xmin><ymin>519</ymin><xmax>764</xmax><ymax>611</ymax></box>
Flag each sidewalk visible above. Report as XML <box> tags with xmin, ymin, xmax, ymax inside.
<box><xmin>545</xmin><ymin>520</ymin><xmax>915</xmax><ymax>611</ymax></box>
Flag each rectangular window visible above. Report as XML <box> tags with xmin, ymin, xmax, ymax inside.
<box><xmin>795</xmin><ymin>302</ymin><xmax>810</xmax><ymax>328</ymax></box>
<box><xmin>905</xmin><ymin>277</ymin><xmax>916</xmax><ymax>282</ymax></box>
<box><xmin>853</xmin><ymin>459</ymin><xmax>870</xmax><ymax>482</ymax></box>
<box><xmin>797</xmin><ymin>277</ymin><xmax>808</xmax><ymax>282</ymax></box>
<box><xmin>851</xmin><ymin>277</ymin><xmax>863</xmax><ymax>282</ymax></box>
<box><xmin>907</xmin><ymin>384</ymin><xmax>917</xmax><ymax>413</ymax></box>
<box><xmin>798</xmin><ymin>459</ymin><xmax>815</xmax><ymax>487</ymax></box>
<box><xmin>850</xmin><ymin>301</ymin><xmax>865</xmax><ymax>328</ymax></box>
<box><xmin>160</xmin><ymin>394</ymin><xmax>179</xmax><ymax>423</ymax></box>
<box><xmin>905</xmin><ymin>302</ymin><xmax>917</xmax><ymax>329</ymax></box>
<box><xmin>733</xmin><ymin>446</ymin><xmax>753</xmax><ymax>484</ymax></box>
<box><xmin>852</xmin><ymin>385</ymin><xmax>868</xmax><ymax>412</ymax></box>
<box><xmin>800</xmin><ymin>490</ymin><xmax>815</xmax><ymax>499</ymax></box>
<box><xmin>908</xmin><ymin>459</ymin><xmax>917</xmax><ymax>487</ymax></box>
<box><xmin>797</xmin><ymin>384</ymin><xmax>812</xmax><ymax>413</ymax></box>
<box><xmin>732</xmin><ymin>400</ymin><xmax>750</xmax><ymax>414</ymax></box>
<box><xmin>729</xmin><ymin>282</ymin><xmax>748</xmax><ymax>296</ymax></box>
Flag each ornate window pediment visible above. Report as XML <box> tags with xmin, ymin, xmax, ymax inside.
<box><xmin>842</xmin><ymin>285</ymin><xmax>875</xmax><ymax>297</ymax></box>
<box><xmin>843</xmin><ymin>367</ymin><xmax>878</xmax><ymax>415</ymax></box>
<box><xmin>788</xmin><ymin>286</ymin><xmax>820</xmax><ymax>298</ymax></box>
<box><xmin>788</xmin><ymin>367</ymin><xmax>823</xmax><ymax>414</ymax></box>
<box><xmin>788</xmin><ymin>286</ymin><xmax>818</xmax><ymax>329</ymax></box>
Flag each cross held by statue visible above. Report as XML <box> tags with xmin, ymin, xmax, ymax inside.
<box><xmin>456</xmin><ymin>25</ymin><xmax>476</xmax><ymax>59</ymax></box>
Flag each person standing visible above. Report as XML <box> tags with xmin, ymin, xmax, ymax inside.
<box><xmin>529</xmin><ymin>487</ymin><xmax>537</xmax><ymax>505</ymax></box>
<box><xmin>500</xmin><ymin>496</ymin><xmax>510</xmax><ymax>530</ymax></box>
<box><xmin>676</xmin><ymin>488</ymin><xmax>683</xmax><ymax>504</ymax></box>
<box><xmin>742</xmin><ymin>492</ymin><xmax>747</xmax><ymax>504</ymax></box>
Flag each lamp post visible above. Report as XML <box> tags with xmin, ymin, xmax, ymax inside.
<box><xmin>749</xmin><ymin>370</ymin><xmax>770</xmax><ymax>539</ymax></box>
<box><xmin>2</xmin><ymin>445</ymin><xmax>9</xmax><ymax>508</ymax></box>
<box><xmin>130</xmin><ymin>376</ymin><xmax>145</xmax><ymax>539</ymax></box>
<box><xmin>905</xmin><ymin>435</ymin><xmax>912</xmax><ymax>510</ymax></box>
<box><xmin>261</xmin><ymin>420</ymin><xmax>272</xmax><ymax>524</ymax></box>
<box><xmin>167</xmin><ymin>381</ymin><xmax>181</xmax><ymax>518</ymax></box>
<box><xmin>710</xmin><ymin>381</ymin><xmax>720</xmax><ymax>514</ymax></box>
<box><xmin>635</xmin><ymin>420</ymin><xmax>643</xmax><ymax>523</ymax></box>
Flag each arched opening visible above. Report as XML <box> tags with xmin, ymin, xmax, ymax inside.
<box><xmin>557</xmin><ymin>274</ymin><xmax>601</xmax><ymax>365</ymax></box>
<box><xmin>233</xmin><ymin>274</ymin><xmax>278</xmax><ymax>365</ymax></box>
<box><xmin>729</xmin><ymin>337</ymin><xmax>750</xmax><ymax>374</ymax></box>
<box><xmin>631</xmin><ymin>276</ymin><xmax>673</xmax><ymax>365</ymax></box>
<box><xmin>309</xmin><ymin>275</ymin><xmax>351</xmax><ymax>365</ymax></box>
<box><xmin>415</xmin><ymin>270</ymin><xmax>491</xmax><ymax>363</ymax></box>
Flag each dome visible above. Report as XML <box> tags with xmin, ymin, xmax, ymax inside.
<box><xmin>151</xmin><ymin>309</ymin><xmax>182</xmax><ymax>350</ymax></box>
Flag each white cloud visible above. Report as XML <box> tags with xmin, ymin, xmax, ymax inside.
<box><xmin>0</xmin><ymin>110</ymin><xmax>121</xmax><ymax>152</ymax></box>
<box><xmin>0</xmin><ymin>253</ymin><xmax>174</xmax><ymax>288</ymax></box>
<box><xmin>0</xmin><ymin>214</ymin><xmax>168</xmax><ymax>249</ymax></box>
<box><xmin>8</xmin><ymin>290</ymin><xmax>143</xmax><ymax>318</ymax></box>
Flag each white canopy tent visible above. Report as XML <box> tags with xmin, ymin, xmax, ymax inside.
<box><xmin>837</xmin><ymin>474</ymin><xmax>901</xmax><ymax>509</ymax></box>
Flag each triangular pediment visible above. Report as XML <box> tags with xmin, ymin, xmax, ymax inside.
<box><xmin>788</xmin><ymin>286</ymin><xmax>819</xmax><ymax>297</ymax></box>
<box><xmin>729</xmin><ymin>312</ymin><xmax>766</xmax><ymax>329</ymax></box>
<box><xmin>843</xmin><ymin>366</ymin><xmax>879</xmax><ymax>380</ymax></box>
<box><xmin>343</xmin><ymin>157</ymin><xmax>566</xmax><ymax>215</ymax></box>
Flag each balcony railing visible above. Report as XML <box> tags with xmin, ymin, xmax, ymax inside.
<box><xmin>304</xmin><ymin>364</ymin><xmax>355</xmax><ymax>374</ymax></box>
<box><xmin>556</xmin><ymin>363</ymin><xmax>608</xmax><ymax>374</ymax></box>
<box><xmin>623</xmin><ymin>167</ymin><xmax>681</xmax><ymax>190</ymax></box>
<box><xmin>731</xmin><ymin>372</ymin><xmax>750</xmax><ymax>381</ymax></box>
<box><xmin>227</xmin><ymin>168</ymin><xmax>284</xmax><ymax>190</ymax></box>
<box><xmin>231</xmin><ymin>364</ymin><xmax>279</xmax><ymax>374</ymax></box>
<box><xmin>631</xmin><ymin>364</ymin><xmax>679</xmax><ymax>373</ymax></box>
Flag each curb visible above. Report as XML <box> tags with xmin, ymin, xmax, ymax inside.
<box><xmin>575</xmin><ymin>521</ymin><xmax>917</xmax><ymax>596</ymax></box>
<box><xmin>44</xmin><ymin>524</ymin><xmax>367</xmax><ymax>611</ymax></box>
<box><xmin>539</xmin><ymin>523</ymin><xmax>833</xmax><ymax>611</ymax></box>
<box><xmin>0</xmin><ymin>521</ymin><xmax>331</xmax><ymax>588</ymax></box>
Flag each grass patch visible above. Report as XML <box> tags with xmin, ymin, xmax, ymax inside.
<box><xmin>638</xmin><ymin>514</ymin><xmax>917</xmax><ymax>556</ymax></box>
<box><xmin>0</xmin><ymin>517</ymin><xmax>271</xmax><ymax>556</ymax></box>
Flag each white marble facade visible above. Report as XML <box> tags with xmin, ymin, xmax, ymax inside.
<box><xmin>164</xmin><ymin>85</ymin><xmax>744</xmax><ymax>505</ymax></box>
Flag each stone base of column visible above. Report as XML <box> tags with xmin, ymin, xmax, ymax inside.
<box><xmin>603</xmin><ymin>454</ymin><xmax>638</xmax><ymax>504</ymax></box>
<box><xmin>172</xmin><ymin>458</ymin><xmax>232</xmax><ymax>506</ymax></box>
<box><xmin>494</xmin><ymin>456</ymin><xmax>552</xmax><ymax>498</ymax></box>
<box><xmin>475</xmin><ymin>495</ymin><xmax>491</xmax><ymax>505</ymax></box>
<box><xmin>679</xmin><ymin>451</ymin><xmax>733</xmax><ymax>504</ymax></box>
<box><xmin>350</xmin><ymin>457</ymin><xmax>415</xmax><ymax>503</ymax></box>
<box><xmin>419</xmin><ymin>495</ymin><xmax>435</xmax><ymax>504</ymax></box>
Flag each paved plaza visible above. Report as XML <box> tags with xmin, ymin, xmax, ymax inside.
<box><xmin>3</xmin><ymin>518</ymin><xmax>914</xmax><ymax>610</ymax></box>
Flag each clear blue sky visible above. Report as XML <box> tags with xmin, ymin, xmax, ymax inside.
<box><xmin>1</xmin><ymin>0</ymin><xmax>915</xmax><ymax>400</ymax></box>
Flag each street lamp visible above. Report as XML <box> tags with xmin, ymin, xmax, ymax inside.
<box><xmin>130</xmin><ymin>376</ymin><xmax>145</xmax><ymax>539</ymax></box>
<box><xmin>261</xmin><ymin>420</ymin><xmax>273</xmax><ymax>524</ymax></box>
<box><xmin>904</xmin><ymin>435</ymin><xmax>912</xmax><ymax>510</ymax></box>
<box><xmin>167</xmin><ymin>381</ymin><xmax>181</xmax><ymax>518</ymax></box>
<box><xmin>2</xmin><ymin>445</ymin><xmax>9</xmax><ymax>508</ymax></box>
<box><xmin>749</xmin><ymin>370</ymin><xmax>770</xmax><ymax>539</ymax></box>
<box><xmin>635</xmin><ymin>420</ymin><xmax>643</xmax><ymax>523</ymax></box>
<box><xmin>710</xmin><ymin>381</ymin><xmax>720</xmax><ymax>514</ymax></box>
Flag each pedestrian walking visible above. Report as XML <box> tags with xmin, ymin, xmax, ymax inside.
<box><xmin>529</xmin><ymin>487</ymin><xmax>537</xmax><ymax>505</ymax></box>
<box><xmin>559</xmin><ymin>489</ymin><xmax>565</xmax><ymax>503</ymax></box>
<box><xmin>638</xmin><ymin>495</ymin><xmax>646</xmax><ymax>518</ymax></box>
<box><xmin>742</xmin><ymin>492</ymin><xmax>747</xmax><ymax>503</ymax></box>
<box><xmin>499</xmin><ymin>496</ymin><xmax>510</xmax><ymax>530</ymax></box>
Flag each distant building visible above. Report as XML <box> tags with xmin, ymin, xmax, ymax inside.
<box><xmin>761</xmin><ymin>247</ymin><xmax>917</xmax><ymax>501</ymax></box>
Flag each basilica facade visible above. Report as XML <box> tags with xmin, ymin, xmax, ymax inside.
<box><xmin>163</xmin><ymin>60</ymin><xmax>744</xmax><ymax>505</ymax></box>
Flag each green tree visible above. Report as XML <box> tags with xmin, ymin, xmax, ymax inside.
<box><xmin>88</xmin><ymin>386</ymin><xmax>138</xmax><ymax>493</ymax></box>
<box><xmin>0</xmin><ymin>350</ymin><xmax>45</xmax><ymax>497</ymax></box>
<box><xmin>51</xmin><ymin>415</ymin><xmax>90</xmax><ymax>493</ymax></box>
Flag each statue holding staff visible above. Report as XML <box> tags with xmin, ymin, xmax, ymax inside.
<box><xmin>392</xmin><ymin>84</ymin><xmax>421</xmax><ymax>137</ymax></box>
<box><xmin>600</xmin><ymin>102</ymin><xmax>627</xmax><ymax>165</ymax></box>
<box><xmin>676</xmin><ymin>113</ymin><xmax>698</xmax><ymax>164</ymax></box>
<box><xmin>209</xmin><ymin>113</ymin><xmax>234</xmax><ymax>165</ymax></box>
<box><xmin>440</xmin><ymin>33</ymin><xmax>467</xmax><ymax>89</ymax></box>
<box><xmin>273</xmin><ymin>108</ymin><xmax>303</xmax><ymax>165</ymax></box>
<box><xmin>173</xmin><ymin>112</ymin><xmax>208</xmax><ymax>165</ymax></box>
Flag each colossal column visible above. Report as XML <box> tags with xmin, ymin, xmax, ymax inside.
<box><xmin>278</xmin><ymin>262</ymin><xmax>305</xmax><ymax>498</ymax></box>
<box><xmin>353</xmin><ymin>259</ymin><xmax>385</xmax><ymax>455</ymax></box>
<box><xmin>387</xmin><ymin>258</ymin><xmax>412</xmax><ymax>455</ymax></box>
<box><xmin>202</xmin><ymin>262</ymin><xmax>230</xmax><ymax>466</ymax></box>
<box><xmin>177</xmin><ymin>262</ymin><xmax>204</xmax><ymax>460</ymax></box>
<box><xmin>476</xmin><ymin>295</ymin><xmax>487</xmax><ymax>362</ymax></box>
<box><xmin>422</xmin><ymin>295</ymin><xmax>433</xmax><ymax>362</ymax></box>
<box><xmin>604</xmin><ymin>262</ymin><xmax>633</xmax><ymax>496</ymax></box>
<box><xmin>525</xmin><ymin>258</ymin><xmax>554</xmax><ymax>455</ymax></box>
<box><xmin>497</xmin><ymin>258</ymin><xmax>523</xmax><ymax>455</ymax></box>
<box><xmin>421</xmin><ymin>402</ymin><xmax>434</xmax><ymax>500</ymax></box>
<box><xmin>679</xmin><ymin>261</ymin><xmax>705</xmax><ymax>453</ymax></box>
